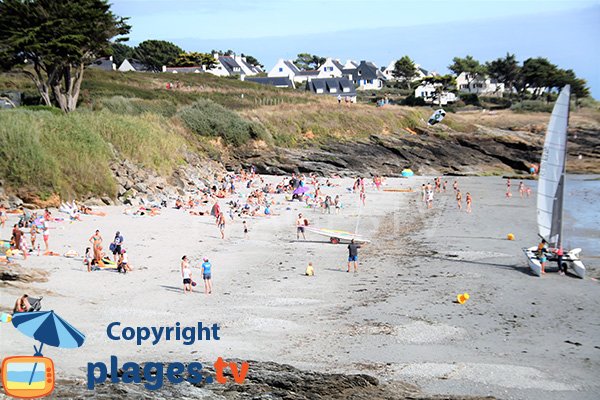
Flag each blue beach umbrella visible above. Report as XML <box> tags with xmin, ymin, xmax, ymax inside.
<box><xmin>11</xmin><ymin>311</ymin><xmax>86</xmax><ymax>384</ymax></box>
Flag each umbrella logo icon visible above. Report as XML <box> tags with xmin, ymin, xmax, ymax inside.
<box><xmin>2</xmin><ymin>310</ymin><xmax>85</xmax><ymax>398</ymax></box>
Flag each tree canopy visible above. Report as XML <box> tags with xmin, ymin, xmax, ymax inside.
<box><xmin>133</xmin><ymin>40</ymin><xmax>183</xmax><ymax>72</ymax></box>
<box><xmin>0</xmin><ymin>0</ymin><xmax>130</xmax><ymax>112</ymax></box>
<box><xmin>242</xmin><ymin>54</ymin><xmax>263</xmax><ymax>69</ymax></box>
<box><xmin>173</xmin><ymin>52</ymin><xmax>216</xmax><ymax>69</ymax></box>
<box><xmin>448</xmin><ymin>55</ymin><xmax>486</xmax><ymax>86</ymax></box>
<box><xmin>110</xmin><ymin>42</ymin><xmax>134</xmax><ymax>66</ymax></box>
<box><xmin>486</xmin><ymin>53</ymin><xmax>520</xmax><ymax>96</ymax></box>
<box><xmin>392</xmin><ymin>56</ymin><xmax>418</xmax><ymax>89</ymax></box>
<box><xmin>294</xmin><ymin>53</ymin><xmax>325</xmax><ymax>70</ymax></box>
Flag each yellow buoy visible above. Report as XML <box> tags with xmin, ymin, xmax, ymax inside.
<box><xmin>0</xmin><ymin>312</ymin><xmax>12</xmax><ymax>323</ymax></box>
<box><xmin>507</xmin><ymin>233</ymin><xmax>515</xmax><ymax>240</ymax></box>
<box><xmin>457</xmin><ymin>293</ymin><xmax>470</xmax><ymax>304</ymax></box>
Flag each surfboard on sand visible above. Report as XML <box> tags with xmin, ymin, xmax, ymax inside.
<box><xmin>305</xmin><ymin>227</ymin><xmax>371</xmax><ymax>244</ymax></box>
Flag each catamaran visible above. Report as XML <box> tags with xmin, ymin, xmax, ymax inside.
<box><xmin>523</xmin><ymin>85</ymin><xmax>586</xmax><ymax>278</ymax></box>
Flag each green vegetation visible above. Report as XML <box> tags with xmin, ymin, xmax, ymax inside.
<box><xmin>0</xmin><ymin>0</ymin><xmax>129</xmax><ymax>112</ymax></box>
<box><xmin>0</xmin><ymin>108</ymin><xmax>186</xmax><ymax>198</ymax></box>
<box><xmin>178</xmin><ymin>99</ymin><xmax>270</xmax><ymax>146</ymax></box>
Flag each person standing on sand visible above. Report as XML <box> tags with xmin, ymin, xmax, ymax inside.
<box><xmin>217</xmin><ymin>212</ymin><xmax>226</xmax><ymax>239</ymax></box>
<box><xmin>201</xmin><ymin>257</ymin><xmax>213</xmax><ymax>294</ymax></box>
<box><xmin>296</xmin><ymin>213</ymin><xmax>306</xmax><ymax>240</ymax></box>
<box><xmin>359</xmin><ymin>187</ymin><xmax>366</xmax><ymax>206</ymax></box>
<box><xmin>453</xmin><ymin>180</ymin><xmax>458</xmax><ymax>193</ymax></box>
<box><xmin>456</xmin><ymin>190</ymin><xmax>463</xmax><ymax>210</ymax></box>
<box><xmin>347</xmin><ymin>239</ymin><xmax>362</xmax><ymax>273</ymax></box>
<box><xmin>334</xmin><ymin>195</ymin><xmax>341</xmax><ymax>214</ymax></box>
<box><xmin>443</xmin><ymin>180</ymin><xmax>448</xmax><ymax>192</ymax></box>
<box><xmin>243</xmin><ymin>220</ymin><xmax>249</xmax><ymax>239</ymax></box>
<box><xmin>182</xmin><ymin>262</ymin><xmax>193</xmax><ymax>294</ymax></box>
<box><xmin>111</xmin><ymin>231</ymin><xmax>124</xmax><ymax>262</ymax></box>
<box><xmin>0</xmin><ymin>205</ymin><xmax>7</xmax><ymax>229</ymax></box>
<box><xmin>89</xmin><ymin>230</ymin><xmax>103</xmax><ymax>261</ymax></box>
<box><xmin>466</xmin><ymin>192</ymin><xmax>472</xmax><ymax>213</ymax></box>
<box><xmin>42</xmin><ymin>220</ymin><xmax>49</xmax><ymax>252</ymax></box>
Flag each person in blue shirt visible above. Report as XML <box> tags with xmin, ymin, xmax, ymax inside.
<box><xmin>201</xmin><ymin>258</ymin><xmax>213</xmax><ymax>295</ymax></box>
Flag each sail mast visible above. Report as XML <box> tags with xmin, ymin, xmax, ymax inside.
<box><xmin>536</xmin><ymin>85</ymin><xmax>570</xmax><ymax>247</ymax></box>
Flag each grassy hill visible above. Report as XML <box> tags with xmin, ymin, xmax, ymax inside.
<box><xmin>1</xmin><ymin>70</ymin><xmax>599</xmax><ymax>202</ymax></box>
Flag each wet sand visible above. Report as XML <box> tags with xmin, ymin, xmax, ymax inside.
<box><xmin>1</xmin><ymin>176</ymin><xmax>598</xmax><ymax>400</ymax></box>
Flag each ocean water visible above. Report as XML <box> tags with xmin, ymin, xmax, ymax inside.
<box><xmin>562</xmin><ymin>175</ymin><xmax>600</xmax><ymax>260</ymax></box>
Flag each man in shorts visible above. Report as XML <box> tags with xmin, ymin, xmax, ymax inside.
<box><xmin>347</xmin><ymin>239</ymin><xmax>362</xmax><ymax>273</ymax></box>
<box><xmin>112</xmin><ymin>231</ymin><xmax>124</xmax><ymax>262</ymax></box>
<box><xmin>202</xmin><ymin>257</ymin><xmax>213</xmax><ymax>295</ymax></box>
<box><xmin>296</xmin><ymin>213</ymin><xmax>306</xmax><ymax>240</ymax></box>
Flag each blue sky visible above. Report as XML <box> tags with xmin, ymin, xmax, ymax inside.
<box><xmin>111</xmin><ymin>0</ymin><xmax>600</xmax><ymax>97</ymax></box>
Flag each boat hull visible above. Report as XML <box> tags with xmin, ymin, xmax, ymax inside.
<box><xmin>523</xmin><ymin>247</ymin><xmax>586</xmax><ymax>278</ymax></box>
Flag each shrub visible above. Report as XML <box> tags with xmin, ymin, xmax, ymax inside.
<box><xmin>402</xmin><ymin>94</ymin><xmax>426</xmax><ymax>106</ymax></box>
<box><xmin>177</xmin><ymin>98</ymin><xmax>263</xmax><ymax>146</ymax></box>
<box><xmin>459</xmin><ymin>93</ymin><xmax>481</xmax><ymax>107</ymax></box>
<box><xmin>511</xmin><ymin>100</ymin><xmax>554</xmax><ymax>113</ymax></box>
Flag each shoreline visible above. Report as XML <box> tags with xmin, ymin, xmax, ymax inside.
<box><xmin>1</xmin><ymin>176</ymin><xmax>599</xmax><ymax>399</ymax></box>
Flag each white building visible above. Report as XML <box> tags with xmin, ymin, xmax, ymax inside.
<box><xmin>414</xmin><ymin>83</ymin><xmax>457</xmax><ymax>105</ymax></box>
<box><xmin>118</xmin><ymin>59</ymin><xmax>151</xmax><ymax>72</ymax></box>
<box><xmin>346</xmin><ymin>61</ymin><xmax>386</xmax><ymax>90</ymax></box>
<box><xmin>456</xmin><ymin>72</ymin><xmax>505</xmax><ymax>97</ymax></box>
<box><xmin>268</xmin><ymin>59</ymin><xmax>301</xmax><ymax>79</ymax></box>
<box><xmin>317</xmin><ymin>58</ymin><xmax>345</xmax><ymax>78</ymax></box>
<box><xmin>382</xmin><ymin>61</ymin><xmax>434</xmax><ymax>82</ymax></box>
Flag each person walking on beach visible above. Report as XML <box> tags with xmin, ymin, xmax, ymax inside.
<box><xmin>426</xmin><ymin>187</ymin><xmax>434</xmax><ymax>209</ymax></box>
<box><xmin>0</xmin><ymin>205</ymin><xmax>6</xmax><ymax>229</ymax></box>
<box><xmin>334</xmin><ymin>195</ymin><xmax>341</xmax><ymax>214</ymax></box>
<box><xmin>217</xmin><ymin>212</ymin><xmax>226</xmax><ymax>239</ymax></box>
<box><xmin>456</xmin><ymin>190</ymin><xmax>463</xmax><ymax>211</ymax></box>
<box><xmin>201</xmin><ymin>257</ymin><xmax>213</xmax><ymax>294</ymax></box>
<box><xmin>347</xmin><ymin>239</ymin><xmax>361</xmax><ymax>273</ymax></box>
<box><xmin>111</xmin><ymin>231</ymin><xmax>124</xmax><ymax>262</ymax></box>
<box><xmin>518</xmin><ymin>181</ymin><xmax>525</xmax><ymax>198</ymax></box>
<box><xmin>466</xmin><ymin>192</ymin><xmax>472</xmax><ymax>213</ymax></box>
<box><xmin>443</xmin><ymin>180</ymin><xmax>448</xmax><ymax>193</ymax></box>
<box><xmin>359</xmin><ymin>187</ymin><xmax>366</xmax><ymax>206</ymax></box>
<box><xmin>89</xmin><ymin>230</ymin><xmax>103</xmax><ymax>261</ymax></box>
<box><xmin>296</xmin><ymin>213</ymin><xmax>306</xmax><ymax>240</ymax></box>
<box><xmin>453</xmin><ymin>180</ymin><xmax>458</xmax><ymax>193</ymax></box>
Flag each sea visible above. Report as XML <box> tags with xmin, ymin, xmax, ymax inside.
<box><xmin>554</xmin><ymin>175</ymin><xmax>600</xmax><ymax>264</ymax></box>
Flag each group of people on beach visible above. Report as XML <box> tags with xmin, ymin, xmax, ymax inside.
<box><xmin>420</xmin><ymin>178</ymin><xmax>472</xmax><ymax>213</ymax></box>
<box><xmin>181</xmin><ymin>255</ymin><xmax>213</xmax><ymax>295</ymax></box>
<box><xmin>85</xmin><ymin>230</ymin><xmax>131</xmax><ymax>273</ymax></box>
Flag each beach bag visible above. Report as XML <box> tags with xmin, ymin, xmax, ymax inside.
<box><xmin>109</xmin><ymin>243</ymin><xmax>116</xmax><ymax>252</ymax></box>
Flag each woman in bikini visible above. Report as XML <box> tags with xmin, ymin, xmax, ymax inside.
<box><xmin>466</xmin><ymin>192</ymin><xmax>472</xmax><ymax>213</ymax></box>
<box><xmin>89</xmin><ymin>230</ymin><xmax>103</xmax><ymax>261</ymax></box>
<box><xmin>456</xmin><ymin>190</ymin><xmax>463</xmax><ymax>211</ymax></box>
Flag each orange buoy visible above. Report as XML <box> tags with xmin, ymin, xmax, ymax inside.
<box><xmin>507</xmin><ymin>233</ymin><xmax>515</xmax><ymax>240</ymax></box>
<box><xmin>457</xmin><ymin>293</ymin><xmax>470</xmax><ymax>304</ymax></box>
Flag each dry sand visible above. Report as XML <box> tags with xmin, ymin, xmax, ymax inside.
<box><xmin>1</xmin><ymin>176</ymin><xmax>599</xmax><ymax>400</ymax></box>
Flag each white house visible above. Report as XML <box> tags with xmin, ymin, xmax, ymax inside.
<box><xmin>346</xmin><ymin>61</ymin><xmax>386</xmax><ymax>90</ymax></box>
<box><xmin>88</xmin><ymin>56</ymin><xmax>116</xmax><ymax>71</ymax></box>
<box><xmin>118</xmin><ymin>59</ymin><xmax>151</xmax><ymax>72</ymax></box>
<box><xmin>382</xmin><ymin>61</ymin><xmax>434</xmax><ymax>82</ymax></box>
<box><xmin>414</xmin><ymin>83</ymin><xmax>457</xmax><ymax>105</ymax></box>
<box><xmin>293</xmin><ymin>70</ymin><xmax>320</xmax><ymax>83</ymax></box>
<box><xmin>268</xmin><ymin>59</ymin><xmax>301</xmax><ymax>79</ymax></box>
<box><xmin>162</xmin><ymin>66</ymin><xmax>203</xmax><ymax>73</ymax></box>
<box><xmin>317</xmin><ymin>58</ymin><xmax>345</xmax><ymax>78</ymax></box>
<box><xmin>456</xmin><ymin>72</ymin><xmax>505</xmax><ymax>97</ymax></box>
<box><xmin>343</xmin><ymin>60</ymin><xmax>358</xmax><ymax>70</ymax></box>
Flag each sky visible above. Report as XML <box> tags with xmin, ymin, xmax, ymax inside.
<box><xmin>111</xmin><ymin>0</ymin><xmax>600</xmax><ymax>97</ymax></box>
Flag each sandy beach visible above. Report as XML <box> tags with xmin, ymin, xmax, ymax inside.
<box><xmin>1</xmin><ymin>175</ymin><xmax>599</xmax><ymax>400</ymax></box>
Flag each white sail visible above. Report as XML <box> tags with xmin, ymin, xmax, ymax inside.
<box><xmin>537</xmin><ymin>85</ymin><xmax>570</xmax><ymax>246</ymax></box>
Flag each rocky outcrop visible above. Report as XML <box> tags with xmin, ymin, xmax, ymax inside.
<box><xmin>232</xmin><ymin>127</ymin><xmax>599</xmax><ymax>177</ymax></box>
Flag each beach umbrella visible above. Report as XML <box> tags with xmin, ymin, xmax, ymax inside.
<box><xmin>12</xmin><ymin>310</ymin><xmax>85</xmax><ymax>385</ymax></box>
<box><xmin>293</xmin><ymin>186</ymin><xmax>311</xmax><ymax>195</ymax></box>
<box><xmin>12</xmin><ymin>310</ymin><xmax>85</xmax><ymax>354</ymax></box>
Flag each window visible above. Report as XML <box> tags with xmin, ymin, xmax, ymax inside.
<box><xmin>279</xmin><ymin>67</ymin><xmax>283</xmax><ymax>72</ymax></box>
<box><xmin>368</xmin><ymin>80</ymin><xmax>372</xmax><ymax>84</ymax></box>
